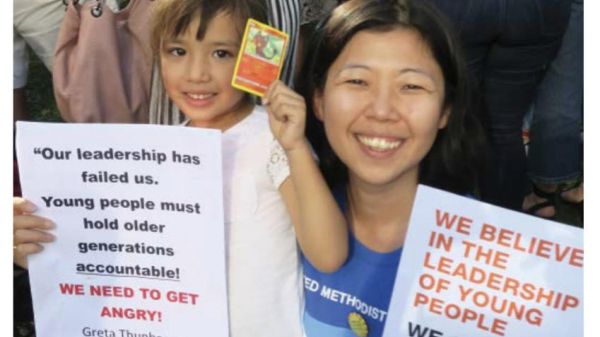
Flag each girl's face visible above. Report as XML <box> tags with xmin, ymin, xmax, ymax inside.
<box><xmin>160</xmin><ymin>11</ymin><xmax>251</xmax><ymax>130</ymax></box>
<box><xmin>314</xmin><ymin>28</ymin><xmax>449</xmax><ymax>189</ymax></box>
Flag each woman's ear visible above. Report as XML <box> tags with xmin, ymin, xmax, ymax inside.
<box><xmin>313</xmin><ymin>91</ymin><xmax>325</xmax><ymax>121</ymax></box>
<box><xmin>438</xmin><ymin>105</ymin><xmax>450</xmax><ymax>129</ymax></box>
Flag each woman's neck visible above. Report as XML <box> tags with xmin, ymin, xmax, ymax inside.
<box><xmin>347</xmin><ymin>171</ymin><xmax>418</xmax><ymax>253</ymax></box>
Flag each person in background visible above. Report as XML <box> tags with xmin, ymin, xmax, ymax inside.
<box><xmin>13</xmin><ymin>0</ymin><xmax>126</xmax><ymax>126</ymax></box>
<box><xmin>523</xmin><ymin>0</ymin><xmax>583</xmax><ymax>220</ymax></box>
<box><xmin>13</xmin><ymin>0</ymin><xmax>65</xmax><ymax>126</ymax></box>
<box><xmin>425</xmin><ymin>0</ymin><xmax>572</xmax><ymax>211</ymax></box>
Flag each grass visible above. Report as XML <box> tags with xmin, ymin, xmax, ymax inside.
<box><xmin>24</xmin><ymin>48</ymin><xmax>61</xmax><ymax>122</ymax></box>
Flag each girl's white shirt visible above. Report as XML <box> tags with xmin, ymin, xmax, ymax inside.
<box><xmin>185</xmin><ymin>105</ymin><xmax>304</xmax><ymax>337</ymax></box>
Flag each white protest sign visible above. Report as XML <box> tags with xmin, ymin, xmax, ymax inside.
<box><xmin>16</xmin><ymin>121</ymin><xmax>229</xmax><ymax>337</ymax></box>
<box><xmin>383</xmin><ymin>185</ymin><xmax>582</xmax><ymax>337</ymax></box>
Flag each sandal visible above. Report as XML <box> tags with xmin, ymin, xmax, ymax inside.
<box><xmin>559</xmin><ymin>180</ymin><xmax>583</xmax><ymax>216</ymax></box>
<box><xmin>523</xmin><ymin>184</ymin><xmax>557</xmax><ymax>219</ymax></box>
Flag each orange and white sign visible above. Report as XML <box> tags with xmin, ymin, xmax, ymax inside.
<box><xmin>232</xmin><ymin>19</ymin><xmax>288</xmax><ymax>97</ymax></box>
<box><xmin>383</xmin><ymin>185</ymin><xmax>583</xmax><ymax>337</ymax></box>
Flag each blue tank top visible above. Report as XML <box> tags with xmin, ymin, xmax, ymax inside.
<box><xmin>302</xmin><ymin>187</ymin><xmax>402</xmax><ymax>337</ymax></box>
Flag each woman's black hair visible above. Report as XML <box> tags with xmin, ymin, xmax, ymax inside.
<box><xmin>299</xmin><ymin>0</ymin><xmax>486</xmax><ymax>195</ymax></box>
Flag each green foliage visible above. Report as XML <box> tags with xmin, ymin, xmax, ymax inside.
<box><xmin>25</xmin><ymin>48</ymin><xmax>61</xmax><ymax>122</ymax></box>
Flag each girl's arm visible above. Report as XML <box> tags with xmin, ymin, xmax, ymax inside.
<box><xmin>13</xmin><ymin>197</ymin><xmax>55</xmax><ymax>269</ymax></box>
<box><xmin>264</xmin><ymin>81</ymin><xmax>348</xmax><ymax>273</ymax></box>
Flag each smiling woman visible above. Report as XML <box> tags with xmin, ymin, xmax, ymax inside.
<box><xmin>304</xmin><ymin>0</ymin><xmax>485</xmax><ymax>195</ymax></box>
<box><xmin>299</xmin><ymin>0</ymin><xmax>487</xmax><ymax>336</ymax></box>
<box><xmin>313</xmin><ymin>28</ymin><xmax>449</xmax><ymax>188</ymax></box>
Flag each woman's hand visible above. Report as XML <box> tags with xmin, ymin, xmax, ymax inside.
<box><xmin>13</xmin><ymin>197</ymin><xmax>55</xmax><ymax>269</ymax></box>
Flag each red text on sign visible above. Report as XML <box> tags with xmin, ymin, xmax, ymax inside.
<box><xmin>89</xmin><ymin>285</ymin><xmax>135</xmax><ymax>298</ymax></box>
<box><xmin>479</xmin><ymin>223</ymin><xmax>583</xmax><ymax>267</ymax></box>
<box><xmin>166</xmin><ymin>290</ymin><xmax>199</xmax><ymax>305</ymax></box>
<box><xmin>100</xmin><ymin>306</ymin><xmax>162</xmax><ymax>322</ymax></box>
<box><xmin>435</xmin><ymin>210</ymin><xmax>472</xmax><ymax>235</ymax></box>
<box><xmin>59</xmin><ymin>283</ymin><xmax>85</xmax><ymax>296</ymax></box>
<box><xmin>414</xmin><ymin>292</ymin><xmax>508</xmax><ymax>336</ymax></box>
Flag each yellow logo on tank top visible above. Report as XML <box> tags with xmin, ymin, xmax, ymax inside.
<box><xmin>348</xmin><ymin>312</ymin><xmax>368</xmax><ymax>337</ymax></box>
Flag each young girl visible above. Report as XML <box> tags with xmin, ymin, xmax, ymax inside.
<box><xmin>13</xmin><ymin>0</ymin><xmax>348</xmax><ymax>336</ymax></box>
<box><xmin>295</xmin><ymin>0</ymin><xmax>486</xmax><ymax>335</ymax></box>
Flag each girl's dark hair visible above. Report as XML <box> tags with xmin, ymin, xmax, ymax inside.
<box><xmin>300</xmin><ymin>0</ymin><xmax>486</xmax><ymax>195</ymax></box>
<box><xmin>150</xmin><ymin>0</ymin><xmax>268</xmax><ymax>56</ymax></box>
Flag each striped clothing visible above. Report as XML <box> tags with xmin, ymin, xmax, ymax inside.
<box><xmin>266</xmin><ymin>0</ymin><xmax>301</xmax><ymax>87</ymax></box>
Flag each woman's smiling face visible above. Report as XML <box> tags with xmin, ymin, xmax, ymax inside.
<box><xmin>314</xmin><ymin>27</ymin><xmax>449</xmax><ymax>188</ymax></box>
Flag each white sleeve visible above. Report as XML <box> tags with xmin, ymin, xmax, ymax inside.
<box><xmin>267</xmin><ymin>137</ymin><xmax>320</xmax><ymax>189</ymax></box>
<box><xmin>267</xmin><ymin>138</ymin><xmax>291</xmax><ymax>189</ymax></box>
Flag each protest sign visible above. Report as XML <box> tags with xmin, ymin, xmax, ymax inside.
<box><xmin>382</xmin><ymin>185</ymin><xmax>583</xmax><ymax>337</ymax></box>
<box><xmin>16</xmin><ymin>122</ymin><xmax>229</xmax><ymax>337</ymax></box>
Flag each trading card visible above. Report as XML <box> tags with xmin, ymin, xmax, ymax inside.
<box><xmin>232</xmin><ymin>19</ymin><xmax>289</xmax><ymax>97</ymax></box>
